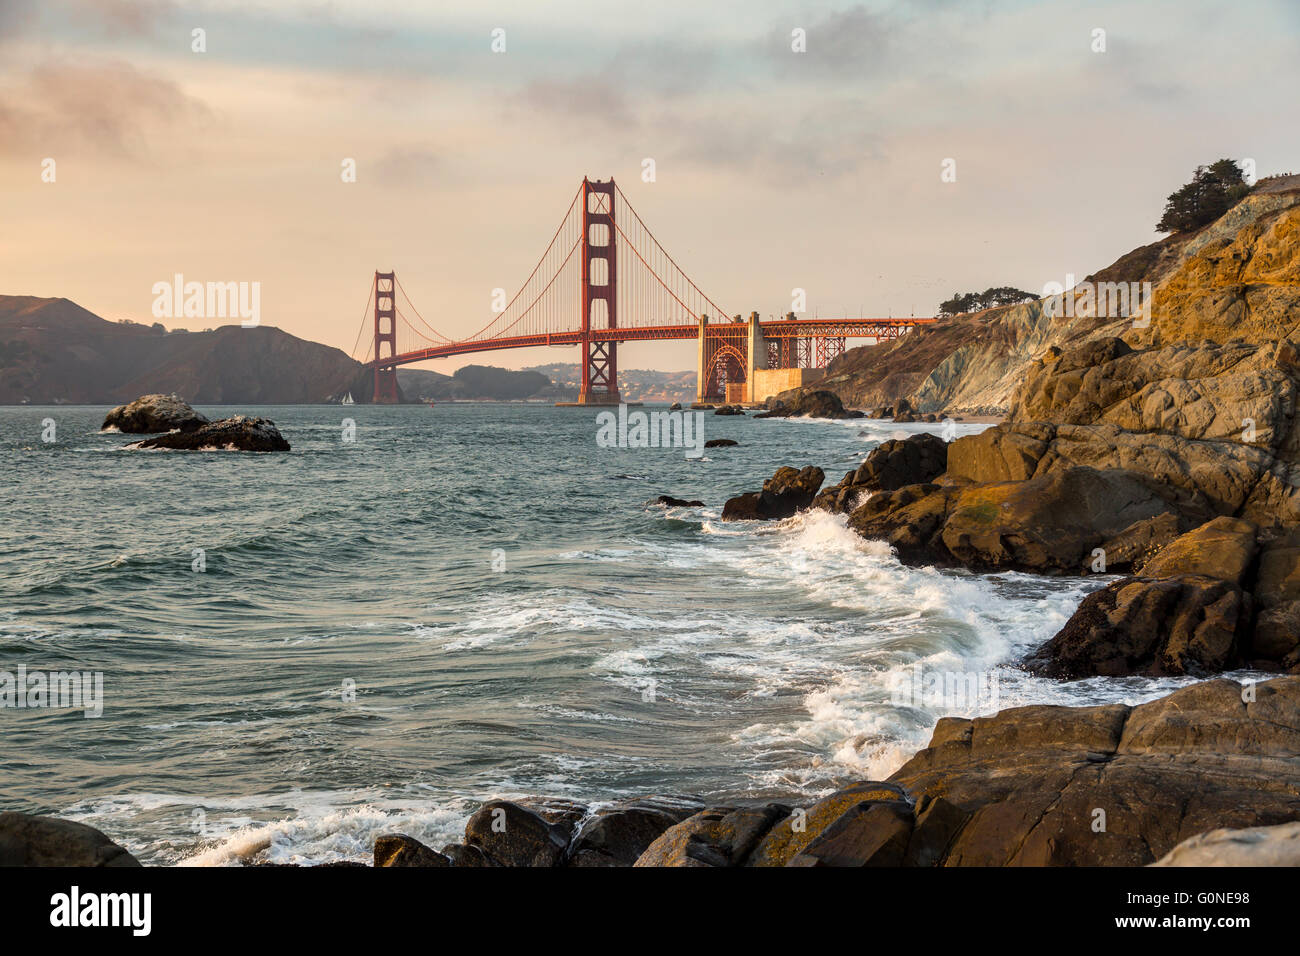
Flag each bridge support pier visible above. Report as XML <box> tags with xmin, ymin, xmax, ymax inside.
<box><xmin>577</xmin><ymin>178</ymin><xmax>621</xmax><ymax>405</ymax></box>
<box><xmin>372</xmin><ymin>271</ymin><xmax>401</xmax><ymax>404</ymax></box>
<box><xmin>745</xmin><ymin>311</ymin><xmax>766</xmax><ymax>404</ymax></box>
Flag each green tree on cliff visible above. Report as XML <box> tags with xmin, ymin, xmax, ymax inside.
<box><xmin>938</xmin><ymin>286</ymin><xmax>1036</xmax><ymax>317</ymax></box>
<box><xmin>1156</xmin><ymin>160</ymin><xmax>1253</xmax><ymax>234</ymax></box>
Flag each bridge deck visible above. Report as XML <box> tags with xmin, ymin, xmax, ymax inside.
<box><xmin>364</xmin><ymin>317</ymin><xmax>934</xmax><ymax>368</ymax></box>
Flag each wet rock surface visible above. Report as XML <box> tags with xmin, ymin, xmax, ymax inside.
<box><xmin>757</xmin><ymin>389</ymin><xmax>863</xmax><ymax>420</ymax></box>
<box><xmin>1029</xmin><ymin>516</ymin><xmax>1300</xmax><ymax>677</ymax></box>
<box><xmin>816</xmin><ymin>433</ymin><xmax>949</xmax><ymax>513</ymax></box>
<box><xmin>722</xmin><ymin>465</ymin><xmax>825</xmax><ymax>521</ymax></box>
<box><xmin>0</xmin><ymin>812</ymin><xmax>141</xmax><ymax>867</ymax></box>
<box><xmin>128</xmin><ymin>415</ymin><xmax>290</xmax><ymax>451</ymax></box>
<box><xmin>356</xmin><ymin>677</ymin><xmax>1300</xmax><ymax>867</ymax></box>
<box><xmin>102</xmin><ymin>393</ymin><xmax>208</xmax><ymax>434</ymax></box>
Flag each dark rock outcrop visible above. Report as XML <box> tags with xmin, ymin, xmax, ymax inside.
<box><xmin>848</xmin><ymin>466</ymin><xmax>1186</xmax><ymax>574</ymax></box>
<box><xmin>102</xmin><ymin>393</ymin><xmax>208</xmax><ymax>433</ymax></box>
<box><xmin>815</xmin><ymin>433</ymin><xmax>949</xmax><ymax>513</ymax></box>
<box><xmin>373</xmin><ymin>834</ymin><xmax>450</xmax><ymax>867</ymax></box>
<box><xmin>656</xmin><ymin>495</ymin><xmax>704</xmax><ymax>507</ymax></box>
<box><xmin>421</xmin><ymin>677</ymin><xmax>1300</xmax><ymax>867</ymax></box>
<box><xmin>0</xmin><ymin>812</ymin><xmax>141</xmax><ymax>867</ymax></box>
<box><xmin>129</xmin><ymin>415</ymin><xmax>290</xmax><ymax>451</ymax></box>
<box><xmin>714</xmin><ymin>404</ymin><xmax>745</xmax><ymax>416</ymax></box>
<box><xmin>722</xmin><ymin>466</ymin><xmax>825</xmax><ymax>521</ymax></box>
<box><xmin>568</xmin><ymin>798</ymin><xmax>702</xmax><ymax>867</ymax></box>
<box><xmin>1029</xmin><ymin>516</ymin><xmax>1299</xmax><ymax>677</ymax></box>
<box><xmin>704</xmin><ymin>438</ymin><xmax>738</xmax><ymax>448</ymax></box>
<box><xmin>886</xmin><ymin>677</ymin><xmax>1300</xmax><ymax>865</ymax></box>
<box><xmin>757</xmin><ymin>389</ymin><xmax>863</xmax><ymax>420</ymax></box>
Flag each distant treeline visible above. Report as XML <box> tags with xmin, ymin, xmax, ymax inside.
<box><xmin>938</xmin><ymin>287</ymin><xmax>1037</xmax><ymax>317</ymax></box>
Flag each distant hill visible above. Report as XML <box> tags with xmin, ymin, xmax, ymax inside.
<box><xmin>524</xmin><ymin>363</ymin><xmax>695</xmax><ymax>404</ymax></box>
<box><xmin>396</xmin><ymin>364</ymin><xmax>563</xmax><ymax>401</ymax></box>
<box><xmin>0</xmin><ymin>295</ymin><xmax>374</xmax><ymax>404</ymax></box>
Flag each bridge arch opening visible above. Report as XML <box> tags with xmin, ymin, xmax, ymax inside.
<box><xmin>706</xmin><ymin>345</ymin><xmax>745</xmax><ymax>402</ymax></box>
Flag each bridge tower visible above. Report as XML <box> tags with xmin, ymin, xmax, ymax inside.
<box><xmin>372</xmin><ymin>271</ymin><xmax>400</xmax><ymax>403</ymax></box>
<box><xmin>578</xmin><ymin>177</ymin><xmax>620</xmax><ymax>404</ymax></box>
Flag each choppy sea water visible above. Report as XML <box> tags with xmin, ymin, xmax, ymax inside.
<box><xmin>0</xmin><ymin>404</ymin><xmax>1213</xmax><ymax>865</ymax></box>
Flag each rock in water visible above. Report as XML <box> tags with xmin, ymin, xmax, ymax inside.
<box><xmin>713</xmin><ymin>404</ymin><xmax>745</xmax><ymax>416</ymax></box>
<box><xmin>0</xmin><ymin>812</ymin><xmax>141</xmax><ymax>867</ymax></box>
<box><xmin>722</xmin><ymin>465</ymin><xmax>825</xmax><ymax>521</ymax></box>
<box><xmin>101</xmin><ymin>393</ymin><xmax>208</xmax><ymax>434</ymax></box>
<box><xmin>756</xmin><ymin>389</ymin><xmax>863</xmax><ymax>420</ymax></box>
<box><xmin>656</xmin><ymin>495</ymin><xmax>704</xmax><ymax>507</ymax></box>
<box><xmin>129</xmin><ymin>415</ymin><xmax>290</xmax><ymax>451</ymax></box>
<box><xmin>1028</xmin><ymin>516</ymin><xmax>1300</xmax><ymax>677</ymax></box>
<box><xmin>704</xmin><ymin>438</ymin><xmax>738</xmax><ymax>448</ymax></box>
<box><xmin>815</xmin><ymin>433</ymin><xmax>948</xmax><ymax>512</ymax></box>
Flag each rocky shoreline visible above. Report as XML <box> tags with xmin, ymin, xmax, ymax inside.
<box><xmin>9</xmin><ymin>675</ymin><xmax>1298</xmax><ymax>867</ymax></box>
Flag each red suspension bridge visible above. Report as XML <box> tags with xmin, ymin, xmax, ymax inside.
<box><xmin>351</xmin><ymin>177</ymin><xmax>935</xmax><ymax>404</ymax></box>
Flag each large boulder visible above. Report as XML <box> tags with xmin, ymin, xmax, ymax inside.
<box><xmin>462</xmin><ymin>801</ymin><xmax>571</xmax><ymax>867</ymax></box>
<box><xmin>850</xmin><ymin>466</ymin><xmax>1184</xmax><ymax>575</ymax></box>
<box><xmin>1025</xmin><ymin>574</ymin><xmax>1252</xmax><ymax>678</ymax></box>
<box><xmin>0</xmin><ymin>812</ymin><xmax>141</xmax><ymax>867</ymax></box>
<box><xmin>722</xmin><ymin>465</ymin><xmax>825</xmax><ymax>521</ymax></box>
<box><xmin>568</xmin><ymin>797</ymin><xmax>703</xmax><ymax>867</ymax></box>
<box><xmin>757</xmin><ymin>389</ymin><xmax>863</xmax><ymax>420</ymax></box>
<box><xmin>129</xmin><ymin>415</ymin><xmax>290</xmax><ymax>451</ymax></box>
<box><xmin>634</xmin><ymin>804</ymin><xmax>791</xmax><ymax>867</ymax></box>
<box><xmin>1030</xmin><ymin>516</ymin><xmax>1299</xmax><ymax>677</ymax></box>
<box><xmin>815</xmin><ymin>433</ymin><xmax>949</xmax><ymax>513</ymax></box>
<box><xmin>1253</xmin><ymin>530</ymin><xmax>1300</xmax><ymax>663</ymax></box>
<box><xmin>102</xmin><ymin>393</ymin><xmax>208</xmax><ymax>434</ymax></box>
<box><xmin>373</xmin><ymin>834</ymin><xmax>450</xmax><ymax>867</ymax></box>
<box><xmin>887</xmin><ymin>677</ymin><xmax>1300</xmax><ymax>865</ymax></box>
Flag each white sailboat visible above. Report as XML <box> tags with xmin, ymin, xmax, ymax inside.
<box><xmin>341</xmin><ymin>392</ymin><xmax>355</xmax><ymax>405</ymax></box>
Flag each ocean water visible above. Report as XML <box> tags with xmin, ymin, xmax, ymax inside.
<box><xmin>0</xmin><ymin>403</ymin><xmax>1208</xmax><ymax>865</ymax></box>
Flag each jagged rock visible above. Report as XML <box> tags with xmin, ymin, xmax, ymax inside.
<box><xmin>851</xmin><ymin>465</ymin><xmax>1184</xmax><ymax>575</ymax></box>
<box><xmin>129</xmin><ymin>415</ymin><xmax>290</xmax><ymax>451</ymax></box>
<box><xmin>656</xmin><ymin>495</ymin><xmax>704</xmax><ymax>507</ymax></box>
<box><xmin>1138</xmin><ymin>515</ymin><xmax>1259</xmax><ymax>583</ymax></box>
<box><xmin>0</xmin><ymin>812</ymin><xmax>141</xmax><ymax>867</ymax></box>
<box><xmin>1252</xmin><ymin>531</ymin><xmax>1300</xmax><ymax>664</ymax></box>
<box><xmin>704</xmin><ymin>438</ymin><xmax>738</xmax><ymax>448</ymax></box>
<box><xmin>788</xmin><ymin>799</ymin><xmax>915</xmax><ymax>867</ymax></box>
<box><xmin>668</xmin><ymin>402</ymin><xmax>682</xmax><ymax>410</ymax></box>
<box><xmin>745</xmin><ymin>782</ymin><xmax>910</xmax><ymax>867</ymax></box>
<box><xmin>373</xmin><ymin>834</ymin><xmax>450</xmax><ymax>867</ymax></box>
<box><xmin>757</xmin><ymin>389</ymin><xmax>862</xmax><ymax>420</ymax></box>
<box><xmin>888</xmin><ymin>677</ymin><xmax>1300</xmax><ymax>865</ymax></box>
<box><xmin>722</xmin><ymin>465</ymin><xmax>825</xmax><ymax>521</ymax></box>
<box><xmin>815</xmin><ymin>433</ymin><xmax>949</xmax><ymax>513</ymax></box>
<box><xmin>463</xmin><ymin>800</ymin><xmax>570</xmax><ymax>867</ymax></box>
<box><xmin>439</xmin><ymin>843</ymin><xmax>493</xmax><ymax>867</ymax></box>
<box><xmin>714</xmin><ymin>404</ymin><xmax>745</xmax><ymax>416</ymax></box>
<box><xmin>568</xmin><ymin>797</ymin><xmax>704</xmax><ymax>867</ymax></box>
<box><xmin>1026</xmin><ymin>574</ymin><xmax>1251</xmax><ymax>677</ymax></box>
<box><xmin>1029</xmin><ymin>516</ymin><xmax>1300</xmax><ymax>677</ymax></box>
<box><xmin>634</xmin><ymin>804</ymin><xmax>790</xmax><ymax>867</ymax></box>
<box><xmin>1152</xmin><ymin>821</ymin><xmax>1300</xmax><ymax>866</ymax></box>
<box><xmin>101</xmin><ymin>393</ymin><xmax>208</xmax><ymax>434</ymax></box>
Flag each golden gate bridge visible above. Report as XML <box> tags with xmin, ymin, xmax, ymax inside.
<box><xmin>350</xmin><ymin>177</ymin><xmax>935</xmax><ymax>404</ymax></box>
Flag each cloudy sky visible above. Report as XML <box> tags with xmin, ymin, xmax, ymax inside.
<box><xmin>3</xmin><ymin>0</ymin><xmax>1298</xmax><ymax>371</ymax></box>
